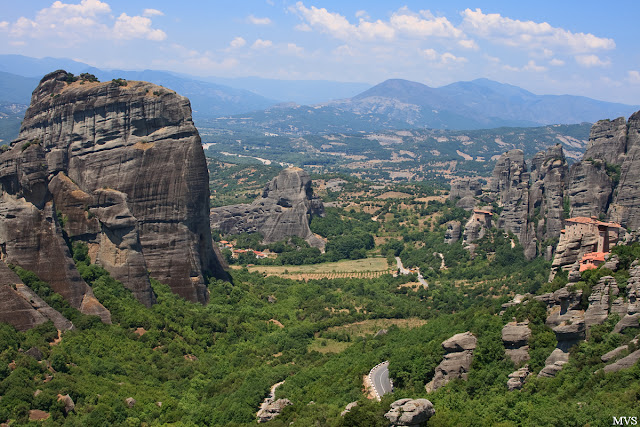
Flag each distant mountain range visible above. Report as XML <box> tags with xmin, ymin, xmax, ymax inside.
<box><xmin>0</xmin><ymin>54</ymin><xmax>638</xmax><ymax>137</ymax></box>
<box><xmin>214</xmin><ymin>78</ymin><xmax>639</xmax><ymax>133</ymax></box>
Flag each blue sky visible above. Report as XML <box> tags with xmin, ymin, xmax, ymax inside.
<box><xmin>1</xmin><ymin>0</ymin><xmax>639</xmax><ymax>104</ymax></box>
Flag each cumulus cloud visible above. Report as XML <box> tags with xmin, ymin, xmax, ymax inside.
<box><xmin>229</xmin><ymin>36</ymin><xmax>246</xmax><ymax>48</ymax></box>
<box><xmin>248</xmin><ymin>15</ymin><xmax>272</xmax><ymax>25</ymax></box>
<box><xmin>502</xmin><ymin>60</ymin><xmax>547</xmax><ymax>73</ymax></box>
<box><xmin>333</xmin><ymin>44</ymin><xmax>354</xmax><ymax>56</ymax></box>
<box><xmin>390</xmin><ymin>7</ymin><xmax>462</xmax><ymax>39</ymax></box>
<box><xmin>458</xmin><ymin>39</ymin><xmax>478</xmax><ymax>50</ymax></box>
<box><xmin>252</xmin><ymin>39</ymin><xmax>273</xmax><ymax>49</ymax></box>
<box><xmin>3</xmin><ymin>0</ymin><xmax>165</xmax><ymax>42</ymax></box>
<box><xmin>113</xmin><ymin>13</ymin><xmax>166</xmax><ymax>41</ymax></box>
<box><xmin>549</xmin><ymin>58</ymin><xmax>565</xmax><ymax>66</ymax></box>
<box><xmin>143</xmin><ymin>9</ymin><xmax>163</xmax><ymax>17</ymax></box>
<box><xmin>293</xmin><ymin>2</ymin><xmax>461</xmax><ymax>42</ymax></box>
<box><xmin>294</xmin><ymin>22</ymin><xmax>312</xmax><ymax>32</ymax></box>
<box><xmin>575</xmin><ymin>54</ymin><xmax>611</xmax><ymax>67</ymax></box>
<box><xmin>0</xmin><ymin>21</ymin><xmax>8</xmax><ymax>30</ymax></box>
<box><xmin>286</xmin><ymin>43</ymin><xmax>304</xmax><ymax>55</ymax></box>
<box><xmin>461</xmin><ymin>8</ymin><xmax>615</xmax><ymax>53</ymax></box>
<box><xmin>628</xmin><ymin>70</ymin><xmax>640</xmax><ymax>84</ymax></box>
<box><xmin>422</xmin><ymin>48</ymin><xmax>466</xmax><ymax>65</ymax></box>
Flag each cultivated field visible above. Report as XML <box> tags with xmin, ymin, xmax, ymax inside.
<box><xmin>241</xmin><ymin>257</ymin><xmax>394</xmax><ymax>280</ymax></box>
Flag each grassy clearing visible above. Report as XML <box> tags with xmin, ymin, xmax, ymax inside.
<box><xmin>240</xmin><ymin>257</ymin><xmax>393</xmax><ymax>280</ymax></box>
<box><xmin>308</xmin><ymin>317</ymin><xmax>429</xmax><ymax>354</ymax></box>
<box><xmin>325</xmin><ymin>318</ymin><xmax>428</xmax><ymax>336</ymax></box>
<box><xmin>308</xmin><ymin>339</ymin><xmax>352</xmax><ymax>354</ymax></box>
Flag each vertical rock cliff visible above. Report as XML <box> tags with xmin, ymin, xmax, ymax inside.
<box><xmin>210</xmin><ymin>167</ymin><xmax>325</xmax><ymax>249</ymax></box>
<box><xmin>490</xmin><ymin>146</ymin><xmax>569</xmax><ymax>259</ymax></box>
<box><xmin>0</xmin><ymin>70</ymin><xmax>225</xmax><ymax>314</ymax></box>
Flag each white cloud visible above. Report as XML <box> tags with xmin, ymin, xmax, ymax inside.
<box><xmin>441</xmin><ymin>52</ymin><xmax>467</xmax><ymax>64</ymax></box>
<box><xmin>422</xmin><ymin>48</ymin><xmax>467</xmax><ymax>65</ymax></box>
<box><xmin>333</xmin><ymin>44</ymin><xmax>354</xmax><ymax>56</ymax></box>
<box><xmin>461</xmin><ymin>8</ymin><xmax>615</xmax><ymax>53</ymax></box>
<box><xmin>549</xmin><ymin>58</ymin><xmax>565</xmax><ymax>66</ymax></box>
<box><xmin>575</xmin><ymin>54</ymin><xmax>611</xmax><ymax>67</ymax></box>
<box><xmin>523</xmin><ymin>60</ymin><xmax>546</xmax><ymax>72</ymax></box>
<box><xmin>422</xmin><ymin>48</ymin><xmax>438</xmax><ymax>61</ymax></box>
<box><xmin>0</xmin><ymin>21</ymin><xmax>9</xmax><ymax>31</ymax></box>
<box><xmin>484</xmin><ymin>54</ymin><xmax>500</xmax><ymax>63</ymax></box>
<box><xmin>458</xmin><ymin>39</ymin><xmax>478</xmax><ymax>50</ymax></box>
<box><xmin>252</xmin><ymin>39</ymin><xmax>273</xmax><ymax>49</ymax></box>
<box><xmin>293</xmin><ymin>2</ymin><xmax>461</xmax><ymax>42</ymax></box>
<box><xmin>229</xmin><ymin>36</ymin><xmax>246</xmax><ymax>48</ymax></box>
<box><xmin>501</xmin><ymin>60</ymin><xmax>547</xmax><ymax>73</ymax></box>
<box><xmin>248</xmin><ymin>15</ymin><xmax>272</xmax><ymax>25</ymax></box>
<box><xmin>113</xmin><ymin>13</ymin><xmax>166</xmax><ymax>41</ymax></box>
<box><xmin>143</xmin><ymin>9</ymin><xmax>164</xmax><ymax>17</ymax></box>
<box><xmin>3</xmin><ymin>0</ymin><xmax>165</xmax><ymax>42</ymax></box>
<box><xmin>286</xmin><ymin>43</ymin><xmax>304</xmax><ymax>55</ymax></box>
<box><xmin>355</xmin><ymin>10</ymin><xmax>369</xmax><ymax>19</ymax></box>
<box><xmin>390</xmin><ymin>8</ymin><xmax>462</xmax><ymax>39</ymax></box>
<box><xmin>627</xmin><ymin>71</ymin><xmax>640</xmax><ymax>83</ymax></box>
<box><xmin>294</xmin><ymin>22</ymin><xmax>312</xmax><ymax>32</ymax></box>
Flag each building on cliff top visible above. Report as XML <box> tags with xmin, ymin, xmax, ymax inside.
<box><xmin>579</xmin><ymin>252</ymin><xmax>608</xmax><ymax>272</ymax></box>
<box><xmin>563</xmin><ymin>216</ymin><xmax>622</xmax><ymax>253</ymax></box>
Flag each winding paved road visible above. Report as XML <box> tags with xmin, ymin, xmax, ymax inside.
<box><xmin>395</xmin><ymin>257</ymin><xmax>429</xmax><ymax>289</ymax></box>
<box><xmin>370</xmin><ymin>361</ymin><xmax>393</xmax><ymax>400</ymax></box>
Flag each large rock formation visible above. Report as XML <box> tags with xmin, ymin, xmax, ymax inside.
<box><xmin>0</xmin><ymin>260</ymin><xmax>73</xmax><ymax>331</ymax></box>
<box><xmin>502</xmin><ymin>321</ymin><xmax>531</xmax><ymax>365</ymax></box>
<box><xmin>210</xmin><ymin>167</ymin><xmax>325</xmax><ymax>249</ymax></box>
<box><xmin>384</xmin><ymin>398</ymin><xmax>435</xmax><ymax>427</ymax></box>
<box><xmin>426</xmin><ymin>332</ymin><xmax>477</xmax><ymax>392</ymax></box>
<box><xmin>490</xmin><ymin>146</ymin><xmax>569</xmax><ymax>259</ymax></box>
<box><xmin>0</xmin><ymin>70</ymin><xmax>225</xmax><ymax>316</ymax></box>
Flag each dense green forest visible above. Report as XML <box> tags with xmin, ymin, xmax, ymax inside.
<box><xmin>1</xmin><ymin>235</ymin><xmax>639</xmax><ymax>426</ymax></box>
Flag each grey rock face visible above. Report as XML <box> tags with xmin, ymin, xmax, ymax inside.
<box><xmin>211</xmin><ymin>167</ymin><xmax>325</xmax><ymax>249</ymax></box>
<box><xmin>491</xmin><ymin>147</ymin><xmax>568</xmax><ymax>259</ymax></box>
<box><xmin>256</xmin><ymin>398</ymin><xmax>292</xmax><ymax>423</ymax></box>
<box><xmin>567</xmin><ymin>161</ymin><xmax>613</xmax><ymax>219</ymax></box>
<box><xmin>603</xmin><ymin>349</ymin><xmax>640</xmax><ymax>373</ymax></box>
<box><xmin>584</xmin><ymin>276</ymin><xmax>617</xmax><ymax>329</ymax></box>
<box><xmin>502</xmin><ymin>321</ymin><xmax>531</xmax><ymax>365</ymax></box>
<box><xmin>444</xmin><ymin>221</ymin><xmax>461</xmax><ymax>244</ymax></box>
<box><xmin>340</xmin><ymin>401</ymin><xmax>358</xmax><ymax>417</ymax></box>
<box><xmin>426</xmin><ymin>332</ymin><xmax>476</xmax><ymax>392</ymax></box>
<box><xmin>384</xmin><ymin>398</ymin><xmax>435</xmax><ymax>427</ymax></box>
<box><xmin>507</xmin><ymin>365</ymin><xmax>530</xmax><ymax>391</ymax></box>
<box><xmin>601</xmin><ymin>336</ymin><xmax>639</xmax><ymax>363</ymax></box>
<box><xmin>0</xmin><ymin>70</ymin><xmax>224</xmax><ymax>312</ymax></box>
<box><xmin>609</xmin><ymin>112</ymin><xmax>640</xmax><ymax>228</ymax></box>
<box><xmin>449</xmin><ymin>177</ymin><xmax>482</xmax><ymax>201</ymax></box>
<box><xmin>584</xmin><ymin>117</ymin><xmax>628</xmax><ymax>165</ymax></box>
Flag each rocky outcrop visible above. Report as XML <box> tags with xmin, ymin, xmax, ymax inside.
<box><xmin>603</xmin><ymin>349</ymin><xmax>640</xmax><ymax>373</ymax></box>
<box><xmin>534</xmin><ymin>285</ymin><xmax>585</xmax><ymax>377</ymax></box>
<box><xmin>584</xmin><ymin>276</ymin><xmax>617</xmax><ymax>329</ymax></box>
<box><xmin>444</xmin><ymin>221</ymin><xmax>461</xmax><ymax>244</ymax></box>
<box><xmin>426</xmin><ymin>332</ymin><xmax>477</xmax><ymax>392</ymax></box>
<box><xmin>256</xmin><ymin>399</ymin><xmax>292</xmax><ymax>423</ymax></box>
<box><xmin>601</xmin><ymin>336</ymin><xmax>639</xmax><ymax>363</ymax></box>
<box><xmin>612</xmin><ymin>261</ymin><xmax>640</xmax><ymax>333</ymax></box>
<box><xmin>0</xmin><ymin>260</ymin><xmax>74</xmax><ymax>331</ymax></box>
<box><xmin>507</xmin><ymin>365</ymin><xmax>530</xmax><ymax>391</ymax></box>
<box><xmin>0</xmin><ymin>70</ymin><xmax>225</xmax><ymax>313</ymax></box>
<box><xmin>384</xmin><ymin>398</ymin><xmax>435</xmax><ymax>427</ymax></box>
<box><xmin>340</xmin><ymin>401</ymin><xmax>358</xmax><ymax>417</ymax></box>
<box><xmin>491</xmin><ymin>147</ymin><xmax>569</xmax><ymax>259</ymax></box>
<box><xmin>211</xmin><ymin>167</ymin><xmax>325</xmax><ymax>249</ymax></box>
<box><xmin>502</xmin><ymin>321</ymin><xmax>531</xmax><ymax>365</ymax></box>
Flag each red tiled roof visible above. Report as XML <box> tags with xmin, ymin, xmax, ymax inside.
<box><xmin>566</xmin><ymin>217</ymin><xmax>622</xmax><ymax>228</ymax></box>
